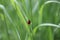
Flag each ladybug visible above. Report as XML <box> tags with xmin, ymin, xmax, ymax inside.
<box><xmin>27</xmin><ymin>20</ymin><xmax>31</xmax><ymax>24</ymax></box>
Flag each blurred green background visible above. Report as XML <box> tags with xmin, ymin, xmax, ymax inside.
<box><xmin>0</xmin><ymin>0</ymin><xmax>60</xmax><ymax>40</ymax></box>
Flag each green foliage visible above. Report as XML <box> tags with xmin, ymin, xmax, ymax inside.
<box><xmin>0</xmin><ymin>0</ymin><xmax>60</xmax><ymax>40</ymax></box>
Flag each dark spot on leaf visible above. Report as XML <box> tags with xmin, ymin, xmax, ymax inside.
<box><xmin>27</xmin><ymin>20</ymin><xmax>31</xmax><ymax>24</ymax></box>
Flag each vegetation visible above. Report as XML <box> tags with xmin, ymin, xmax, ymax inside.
<box><xmin>0</xmin><ymin>0</ymin><xmax>60</xmax><ymax>40</ymax></box>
